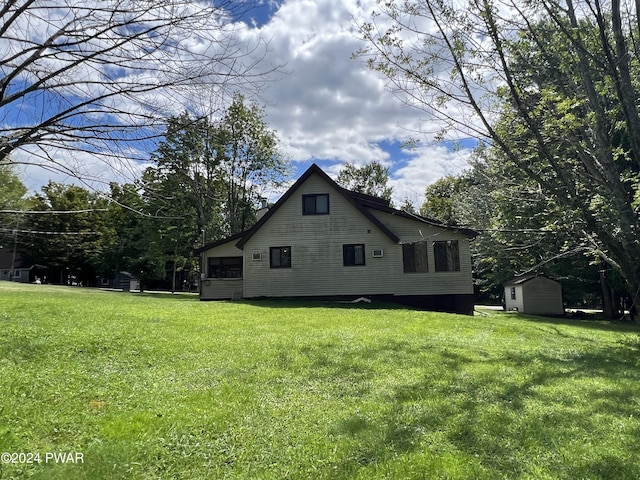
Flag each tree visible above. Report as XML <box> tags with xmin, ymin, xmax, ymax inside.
<box><xmin>420</xmin><ymin>175</ymin><xmax>470</xmax><ymax>225</ymax></box>
<box><xmin>0</xmin><ymin>159</ymin><xmax>28</xmax><ymax>279</ymax></box>
<box><xmin>336</xmin><ymin>161</ymin><xmax>393</xmax><ymax>202</ymax></box>
<box><xmin>218</xmin><ymin>93</ymin><xmax>290</xmax><ymax>233</ymax></box>
<box><xmin>0</xmin><ymin>159</ymin><xmax>27</xmax><ymax>212</ymax></box>
<box><xmin>357</xmin><ymin>0</ymin><xmax>640</xmax><ymax>318</ymax></box>
<box><xmin>22</xmin><ymin>182</ymin><xmax>114</xmax><ymax>285</ymax></box>
<box><xmin>140</xmin><ymin>98</ymin><xmax>288</xmax><ymax>288</ymax></box>
<box><xmin>148</xmin><ymin>97</ymin><xmax>288</xmax><ymax>236</ymax></box>
<box><xmin>1</xmin><ymin>1</ymin><xmax>276</xmax><ymax>183</ymax></box>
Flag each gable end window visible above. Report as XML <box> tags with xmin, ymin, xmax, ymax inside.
<box><xmin>270</xmin><ymin>246</ymin><xmax>291</xmax><ymax>268</ymax></box>
<box><xmin>302</xmin><ymin>194</ymin><xmax>329</xmax><ymax>215</ymax></box>
<box><xmin>434</xmin><ymin>240</ymin><xmax>460</xmax><ymax>272</ymax></box>
<box><xmin>343</xmin><ymin>244</ymin><xmax>365</xmax><ymax>266</ymax></box>
<box><xmin>402</xmin><ymin>241</ymin><xmax>428</xmax><ymax>273</ymax></box>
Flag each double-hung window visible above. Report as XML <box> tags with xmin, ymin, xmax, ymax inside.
<box><xmin>270</xmin><ymin>246</ymin><xmax>291</xmax><ymax>268</ymax></box>
<box><xmin>434</xmin><ymin>240</ymin><xmax>460</xmax><ymax>272</ymax></box>
<box><xmin>343</xmin><ymin>244</ymin><xmax>365</xmax><ymax>266</ymax></box>
<box><xmin>302</xmin><ymin>194</ymin><xmax>329</xmax><ymax>215</ymax></box>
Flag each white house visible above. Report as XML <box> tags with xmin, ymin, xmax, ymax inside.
<box><xmin>196</xmin><ymin>164</ymin><xmax>478</xmax><ymax>314</ymax></box>
<box><xmin>504</xmin><ymin>275</ymin><xmax>564</xmax><ymax>315</ymax></box>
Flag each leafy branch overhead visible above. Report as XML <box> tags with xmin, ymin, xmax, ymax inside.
<box><xmin>358</xmin><ymin>0</ymin><xmax>640</xmax><ymax>316</ymax></box>
<box><xmin>0</xmin><ymin>1</ymin><xmax>278</xmax><ymax>182</ymax></box>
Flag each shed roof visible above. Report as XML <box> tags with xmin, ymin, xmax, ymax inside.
<box><xmin>504</xmin><ymin>274</ymin><xmax>560</xmax><ymax>286</ymax></box>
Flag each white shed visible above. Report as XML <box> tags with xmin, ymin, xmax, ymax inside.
<box><xmin>504</xmin><ymin>275</ymin><xmax>564</xmax><ymax>315</ymax></box>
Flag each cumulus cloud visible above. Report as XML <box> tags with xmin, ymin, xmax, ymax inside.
<box><xmin>7</xmin><ymin>0</ymin><xmax>474</xmax><ymax>203</ymax></box>
<box><xmin>240</xmin><ymin>0</ymin><xmax>472</xmax><ymax>204</ymax></box>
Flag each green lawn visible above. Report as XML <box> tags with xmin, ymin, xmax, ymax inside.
<box><xmin>1</xmin><ymin>282</ymin><xmax>640</xmax><ymax>479</ymax></box>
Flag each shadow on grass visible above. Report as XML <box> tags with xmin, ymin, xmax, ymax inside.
<box><xmin>237</xmin><ymin>298</ymin><xmax>430</xmax><ymax>312</ymax></box>
<box><xmin>322</xmin><ymin>334</ymin><xmax>640</xmax><ymax>478</ymax></box>
<box><xmin>496</xmin><ymin>310</ymin><xmax>640</xmax><ymax>334</ymax></box>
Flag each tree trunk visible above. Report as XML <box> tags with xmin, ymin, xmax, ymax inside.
<box><xmin>599</xmin><ymin>268</ymin><xmax>617</xmax><ymax>319</ymax></box>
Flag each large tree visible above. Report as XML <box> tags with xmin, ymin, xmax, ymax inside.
<box><xmin>358</xmin><ymin>0</ymin><xmax>640</xmax><ymax>317</ymax></box>
<box><xmin>140</xmin><ymin>97</ymin><xmax>288</xmax><ymax>288</ymax></box>
<box><xmin>218</xmin><ymin>93</ymin><xmax>290</xmax><ymax>233</ymax></box>
<box><xmin>0</xmin><ymin>0</ymin><xmax>275</xmax><ymax>183</ymax></box>
<box><xmin>148</xmin><ymin>96</ymin><xmax>288</xmax><ymax>238</ymax></box>
<box><xmin>336</xmin><ymin>161</ymin><xmax>393</xmax><ymax>202</ymax></box>
<box><xmin>0</xmin><ymin>160</ymin><xmax>28</xmax><ymax>276</ymax></box>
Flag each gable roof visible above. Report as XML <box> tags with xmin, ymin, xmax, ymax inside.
<box><xmin>236</xmin><ymin>163</ymin><xmax>402</xmax><ymax>248</ymax></box>
<box><xmin>343</xmin><ymin>186</ymin><xmax>478</xmax><ymax>238</ymax></box>
<box><xmin>504</xmin><ymin>274</ymin><xmax>560</xmax><ymax>286</ymax></box>
<box><xmin>194</xmin><ymin>230</ymin><xmax>246</xmax><ymax>254</ymax></box>
<box><xmin>197</xmin><ymin>163</ymin><xmax>478</xmax><ymax>253</ymax></box>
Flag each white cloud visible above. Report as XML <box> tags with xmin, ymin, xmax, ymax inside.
<box><xmin>238</xmin><ymin>0</ymin><xmax>474</xmax><ymax>206</ymax></box>
<box><xmin>12</xmin><ymin>146</ymin><xmax>149</xmax><ymax>194</ymax></box>
<box><xmin>390</xmin><ymin>144</ymin><xmax>472</xmax><ymax>207</ymax></box>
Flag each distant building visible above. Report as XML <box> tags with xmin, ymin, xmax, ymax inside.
<box><xmin>0</xmin><ymin>251</ymin><xmax>47</xmax><ymax>283</ymax></box>
<box><xmin>504</xmin><ymin>275</ymin><xmax>564</xmax><ymax>315</ymax></box>
<box><xmin>97</xmin><ymin>271</ymin><xmax>139</xmax><ymax>291</ymax></box>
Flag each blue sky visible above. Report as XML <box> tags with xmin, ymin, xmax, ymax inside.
<box><xmin>8</xmin><ymin>0</ymin><xmax>476</xmax><ymax>207</ymax></box>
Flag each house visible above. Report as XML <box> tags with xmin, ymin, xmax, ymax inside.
<box><xmin>0</xmin><ymin>251</ymin><xmax>47</xmax><ymax>283</ymax></box>
<box><xmin>195</xmin><ymin>164</ymin><xmax>478</xmax><ymax>314</ymax></box>
<box><xmin>504</xmin><ymin>275</ymin><xmax>564</xmax><ymax>315</ymax></box>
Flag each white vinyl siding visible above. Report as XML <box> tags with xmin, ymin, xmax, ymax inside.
<box><xmin>504</xmin><ymin>285</ymin><xmax>525</xmax><ymax>312</ymax></box>
<box><xmin>371</xmin><ymin>210</ymin><xmax>474</xmax><ymax>295</ymax></box>
<box><xmin>243</xmin><ymin>174</ymin><xmax>395</xmax><ymax>297</ymax></box>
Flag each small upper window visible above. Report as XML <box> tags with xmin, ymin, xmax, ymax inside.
<box><xmin>302</xmin><ymin>194</ymin><xmax>329</xmax><ymax>215</ymax></box>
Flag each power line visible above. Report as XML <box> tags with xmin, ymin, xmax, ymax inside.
<box><xmin>0</xmin><ymin>228</ymin><xmax>97</xmax><ymax>236</ymax></box>
<box><xmin>0</xmin><ymin>209</ymin><xmax>108</xmax><ymax>214</ymax></box>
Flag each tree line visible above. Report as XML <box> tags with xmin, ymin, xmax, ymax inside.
<box><xmin>1</xmin><ymin>94</ymin><xmax>289</xmax><ymax>291</ymax></box>
<box><xmin>359</xmin><ymin>0</ymin><xmax>640</xmax><ymax>319</ymax></box>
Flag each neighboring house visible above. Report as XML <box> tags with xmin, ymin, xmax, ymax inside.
<box><xmin>196</xmin><ymin>164</ymin><xmax>478</xmax><ymax>314</ymax></box>
<box><xmin>504</xmin><ymin>275</ymin><xmax>564</xmax><ymax>315</ymax></box>
<box><xmin>0</xmin><ymin>252</ymin><xmax>47</xmax><ymax>283</ymax></box>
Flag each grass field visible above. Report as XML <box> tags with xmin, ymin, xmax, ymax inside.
<box><xmin>1</xmin><ymin>282</ymin><xmax>640</xmax><ymax>479</ymax></box>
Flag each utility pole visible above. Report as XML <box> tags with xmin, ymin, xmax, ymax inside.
<box><xmin>9</xmin><ymin>218</ymin><xmax>18</xmax><ymax>282</ymax></box>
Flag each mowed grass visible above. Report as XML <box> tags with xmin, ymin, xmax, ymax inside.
<box><xmin>1</xmin><ymin>283</ymin><xmax>640</xmax><ymax>479</ymax></box>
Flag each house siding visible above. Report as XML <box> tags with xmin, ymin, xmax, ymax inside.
<box><xmin>504</xmin><ymin>285</ymin><xmax>525</xmax><ymax>312</ymax></box>
<box><xmin>243</xmin><ymin>174</ymin><xmax>395</xmax><ymax>297</ymax></box>
<box><xmin>369</xmin><ymin>211</ymin><xmax>474</xmax><ymax>296</ymax></box>
<box><xmin>242</xmin><ymin>172</ymin><xmax>473</xmax><ymax>299</ymax></box>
